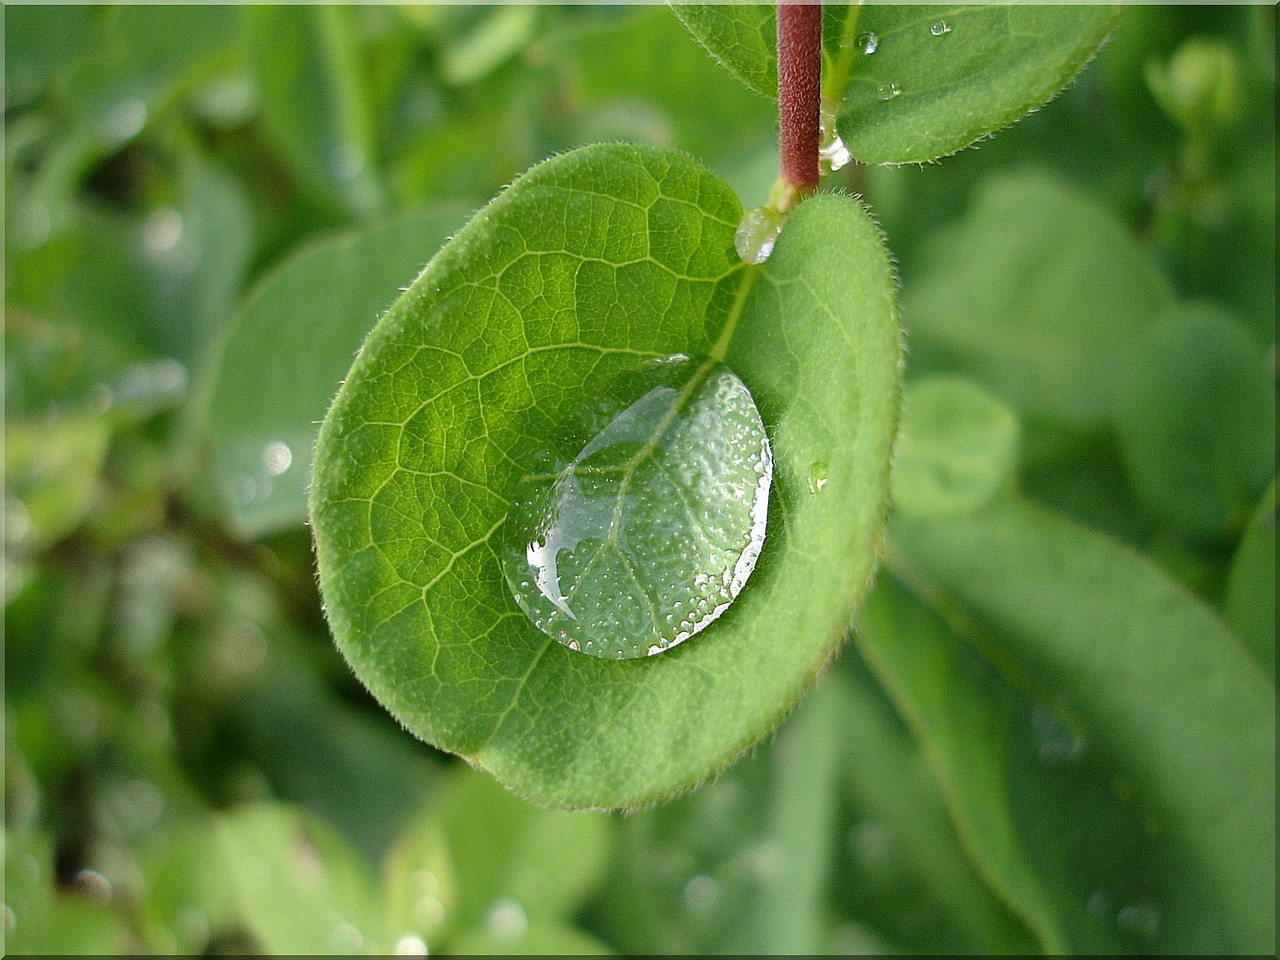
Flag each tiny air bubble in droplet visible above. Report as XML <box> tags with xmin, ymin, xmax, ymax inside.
<box><xmin>808</xmin><ymin>462</ymin><xmax>830</xmax><ymax>494</ymax></box>
<box><xmin>930</xmin><ymin>20</ymin><xmax>951</xmax><ymax>36</ymax></box>
<box><xmin>856</xmin><ymin>32</ymin><xmax>878</xmax><ymax>55</ymax></box>
<box><xmin>734</xmin><ymin>206</ymin><xmax>784</xmax><ymax>264</ymax></box>
<box><xmin>876</xmin><ymin>82</ymin><xmax>901</xmax><ymax>101</ymax></box>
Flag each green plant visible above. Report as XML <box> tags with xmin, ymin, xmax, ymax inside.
<box><xmin>5</xmin><ymin>4</ymin><xmax>1274</xmax><ymax>955</ymax></box>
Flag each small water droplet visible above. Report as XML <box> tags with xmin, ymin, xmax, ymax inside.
<box><xmin>734</xmin><ymin>206</ymin><xmax>784</xmax><ymax>264</ymax></box>
<box><xmin>876</xmin><ymin>82</ymin><xmax>901</xmax><ymax>101</ymax></box>
<box><xmin>930</xmin><ymin>20</ymin><xmax>951</xmax><ymax>36</ymax></box>
<box><xmin>818</xmin><ymin>108</ymin><xmax>852</xmax><ymax>175</ymax></box>
<box><xmin>856</xmin><ymin>32</ymin><xmax>878</xmax><ymax>55</ymax></box>
<box><xmin>808</xmin><ymin>462</ymin><xmax>830</xmax><ymax>495</ymax></box>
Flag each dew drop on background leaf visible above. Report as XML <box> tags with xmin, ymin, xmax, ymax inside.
<box><xmin>502</xmin><ymin>354</ymin><xmax>772</xmax><ymax>660</ymax></box>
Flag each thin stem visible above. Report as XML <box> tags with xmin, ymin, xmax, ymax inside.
<box><xmin>776</xmin><ymin>2</ymin><xmax>823</xmax><ymax>201</ymax></box>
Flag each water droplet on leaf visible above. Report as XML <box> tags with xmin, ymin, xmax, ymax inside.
<box><xmin>808</xmin><ymin>462</ymin><xmax>829</xmax><ymax>494</ymax></box>
<box><xmin>876</xmin><ymin>82</ymin><xmax>901</xmax><ymax>101</ymax></box>
<box><xmin>503</xmin><ymin>355</ymin><xmax>772</xmax><ymax>659</ymax></box>
<box><xmin>930</xmin><ymin>20</ymin><xmax>951</xmax><ymax>36</ymax></box>
<box><xmin>856</xmin><ymin>32</ymin><xmax>879</xmax><ymax>55</ymax></box>
<box><xmin>734</xmin><ymin>206</ymin><xmax>784</xmax><ymax>264</ymax></box>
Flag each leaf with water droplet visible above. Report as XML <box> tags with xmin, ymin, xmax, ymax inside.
<box><xmin>310</xmin><ymin>144</ymin><xmax>902</xmax><ymax>808</ymax></box>
<box><xmin>671</xmin><ymin>5</ymin><xmax>1119</xmax><ymax>163</ymax></box>
<box><xmin>503</xmin><ymin>354</ymin><xmax>771</xmax><ymax>660</ymax></box>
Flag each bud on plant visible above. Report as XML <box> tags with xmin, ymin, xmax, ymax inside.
<box><xmin>1145</xmin><ymin>38</ymin><xmax>1242</xmax><ymax>137</ymax></box>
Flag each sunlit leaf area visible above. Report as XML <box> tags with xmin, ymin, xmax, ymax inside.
<box><xmin>4</xmin><ymin>5</ymin><xmax>1274</xmax><ymax>955</ymax></box>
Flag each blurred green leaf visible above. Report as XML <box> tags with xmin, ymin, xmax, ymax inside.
<box><xmin>892</xmin><ymin>376</ymin><xmax>1020</xmax><ymax>517</ymax></box>
<box><xmin>246</xmin><ymin>6</ymin><xmax>385</xmax><ymax>219</ymax></box>
<box><xmin>670</xmin><ymin>4</ymin><xmax>776</xmax><ymax>101</ymax></box>
<box><xmin>1115</xmin><ymin>303</ymin><xmax>1275</xmax><ymax>539</ymax></box>
<box><xmin>904</xmin><ymin>171</ymin><xmax>1175</xmax><ymax>427</ymax></box>
<box><xmin>448</xmin><ymin>920</ymin><xmax>615</xmax><ymax>956</ymax></box>
<box><xmin>440</xmin><ymin>6</ymin><xmax>540</xmax><ymax>88</ymax></box>
<box><xmin>138</xmin><ymin>819</ymin><xmax>239</xmax><ymax>954</ymax></box>
<box><xmin>4</xmin><ymin>414</ymin><xmax>111</xmax><ymax>554</ymax></box>
<box><xmin>203</xmin><ymin>204</ymin><xmax>471</xmax><ymax>539</ymax></box>
<box><xmin>1225</xmin><ymin>479</ymin><xmax>1277</xmax><ymax>680</ymax></box>
<box><xmin>310</xmin><ymin>144</ymin><xmax>901</xmax><ymax>808</ymax></box>
<box><xmin>216</xmin><ymin>801</ymin><xmax>386</xmax><ymax>954</ymax></box>
<box><xmin>889</xmin><ymin>498</ymin><xmax>1275</xmax><ymax>952</ymax></box>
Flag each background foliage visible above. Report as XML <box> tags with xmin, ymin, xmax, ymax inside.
<box><xmin>4</xmin><ymin>4</ymin><xmax>1275</xmax><ymax>955</ymax></box>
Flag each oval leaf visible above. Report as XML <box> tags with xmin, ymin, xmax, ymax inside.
<box><xmin>889</xmin><ymin>498</ymin><xmax>1276</xmax><ymax>952</ymax></box>
<box><xmin>309</xmin><ymin>143</ymin><xmax>901</xmax><ymax>808</ymax></box>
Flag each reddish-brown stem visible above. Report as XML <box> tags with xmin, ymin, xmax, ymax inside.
<box><xmin>777</xmin><ymin>1</ymin><xmax>822</xmax><ymax>195</ymax></box>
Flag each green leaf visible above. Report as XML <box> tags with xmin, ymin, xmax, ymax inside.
<box><xmin>669</xmin><ymin>4</ymin><xmax>776</xmax><ymax>101</ymax></box>
<box><xmin>1225</xmin><ymin>479</ymin><xmax>1277</xmax><ymax>681</ymax></box>
<box><xmin>216</xmin><ymin>802</ymin><xmax>385</xmax><ymax>954</ymax></box>
<box><xmin>310</xmin><ymin>143</ymin><xmax>901</xmax><ymax>807</ymax></box>
<box><xmin>892</xmin><ymin>376</ymin><xmax>1019</xmax><ymax>517</ymax></box>
<box><xmin>888</xmin><ymin>498</ymin><xmax>1276</xmax><ymax>952</ymax></box>
<box><xmin>448</xmin><ymin>921</ymin><xmax>615</xmax><ymax>956</ymax></box>
<box><xmin>502</xmin><ymin>354</ymin><xmax>771</xmax><ymax>659</ymax></box>
<box><xmin>1115</xmin><ymin>303</ymin><xmax>1276</xmax><ymax>539</ymax></box>
<box><xmin>831</xmin><ymin>5</ymin><xmax>1119</xmax><ymax>164</ymax></box>
<box><xmin>672</xmin><ymin>4</ymin><xmax>1119</xmax><ymax>164</ymax></box>
<box><xmin>4</xmin><ymin>415</ymin><xmax>111</xmax><ymax>554</ymax></box>
<box><xmin>203</xmin><ymin>205</ymin><xmax>470</xmax><ymax>539</ymax></box>
<box><xmin>903</xmin><ymin>171</ymin><xmax>1175</xmax><ymax>427</ymax></box>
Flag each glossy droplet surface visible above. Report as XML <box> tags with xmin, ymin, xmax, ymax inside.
<box><xmin>734</xmin><ymin>206</ymin><xmax>784</xmax><ymax>264</ymax></box>
<box><xmin>856</xmin><ymin>32</ymin><xmax>878</xmax><ymax>55</ymax></box>
<box><xmin>876</xmin><ymin>82</ymin><xmax>901</xmax><ymax>101</ymax></box>
<box><xmin>818</xmin><ymin>107</ymin><xmax>852</xmax><ymax>174</ymax></box>
<box><xmin>502</xmin><ymin>355</ymin><xmax>772</xmax><ymax>659</ymax></box>
<box><xmin>930</xmin><ymin>20</ymin><xmax>952</xmax><ymax>36</ymax></box>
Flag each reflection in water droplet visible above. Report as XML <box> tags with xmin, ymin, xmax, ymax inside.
<box><xmin>261</xmin><ymin>441</ymin><xmax>293</xmax><ymax>477</ymax></box>
<box><xmin>503</xmin><ymin>355</ymin><xmax>772</xmax><ymax>660</ymax></box>
<box><xmin>1116</xmin><ymin>900</ymin><xmax>1162</xmax><ymax>939</ymax></box>
<box><xmin>734</xmin><ymin>206</ymin><xmax>784</xmax><ymax>264</ymax></box>
<box><xmin>856</xmin><ymin>32</ymin><xmax>878</xmax><ymax>55</ymax></box>
<box><xmin>818</xmin><ymin>108</ymin><xmax>852</xmax><ymax>175</ymax></box>
<box><xmin>930</xmin><ymin>20</ymin><xmax>951</xmax><ymax>36</ymax></box>
<box><xmin>808</xmin><ymin>462</ymin><xmax>830</xmax><ymax>495</ymax></box>
<box><xmin>876</xmin><ymin>82</ymin><xmax>901</xmax><ymax>101</ymax></box>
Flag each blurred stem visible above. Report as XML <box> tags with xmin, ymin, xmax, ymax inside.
<box><xmin>775</xmin><ymin>2</ymin><xmax>823</xmax><ymax>210</ymax></box>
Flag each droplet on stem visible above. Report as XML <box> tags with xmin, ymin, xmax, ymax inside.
<box><xmin>734</xmin><ymin>206</ymin><xmax>785</xmax><ymax>264</ymax></box>
<box><xmin>818</xmin><ymin>108</ymin><xmax>852</xmax><ymax>175</ymax></box>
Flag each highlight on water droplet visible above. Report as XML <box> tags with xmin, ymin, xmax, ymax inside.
<box><xmin>818</xmin><ymin>107</ymin><xmax>852</xmax><ymax>175</ymax></box>
<box><xmin>502</xmin><ymin>354</ymin><xmax>773</xmax><ymax>660</ymax></box>
<box><xmin>856</xmin><ymin>32</ymin><xmax>878</xmax><ymax>55</ymax></box>
<box><xmin>876</xmin><ymin>82</ymin><xmax>901</xmax><ymax>101</ymax></box>
<box><xmin>734</xmin><ymin>206</ymin><xmax>784</xmax><ymax>264</ymax></box>
<box><xmin>808</xmin><ymin>462</ymin><xmax>830</xmax><ymax>495</ymax></box>
<box><xmin>930</xmin><ymin>20</ymin><xmax>951</xmax><ymax>36</ymax></box>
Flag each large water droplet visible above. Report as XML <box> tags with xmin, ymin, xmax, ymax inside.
<box><xmin>503</xmin><ymin>355</ymin><xmax>772</xmax><ymax>659</ymax></box>
<box><xmin>818</xmin><ymin>108</ymin><xmax>852</xmax><ymax>175</ymax></box>
<box><xmin>930</xmin><ymin>20</ymin><xmax>951</xmax><ymax>36</ymax></box>
<box><xmin>856</xmin><ymin>32</ymin><xmax>878</xmax><ymax>55</ymax></box>
<box><xmin>876</xmin><ymin>82</ymin><xmax>901</xmax><ymax>101</ymax></box>
<box><xmin>734</xmin><ymin>206</ymin><xmax>784</xmax><ymax>264</ymax></box>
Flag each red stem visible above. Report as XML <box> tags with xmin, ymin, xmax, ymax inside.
<box><xmin>777</xmin><ymin>2</ymin><xmax>822</xmax><ymax>193</ymax></box>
